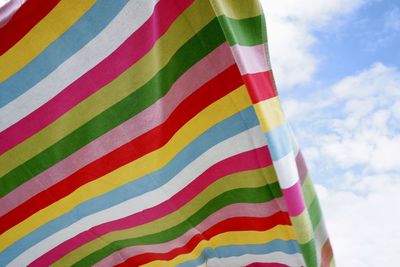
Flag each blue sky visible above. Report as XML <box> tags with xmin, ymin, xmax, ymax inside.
<box><xmin>261</xmin><ymin>0</ymin><xmax>400</xmax><ymax>266</ymax></box>
<box><xmin>0</xmin><ymin>0</ymin><xmax>397</xmax><ymax>265</ymax></box>
<box><xmin>314</xmin><ymin>0</ymin><xmax>400</xmax><ymax>86</ymax></box>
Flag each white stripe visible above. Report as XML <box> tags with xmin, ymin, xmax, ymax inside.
<box><xmin>8</xmin><ymin>126</ymin><xmax>267</xmax><ymax>266</ymax></box>
<box><xmin>273</xmin><ymin>152</ymin><xmax>300</xmax><ymax>189</ymax></box>
<box><xmin>230</xmin><ymin>44</ymin><xmax>271</xmax><ymax>75</ymax></box>
<box><xmin>314</xmin><ymin>218</ymin><xmax>330</xmax><ymax>267</ymax></box>
<box><xmin>202</xmin><ymin>252</ymin><xmax>305</xmax><ymax>267</ymax></box>
<box><xmin>0</xmin><ymin>0</ymin><xmax>160</xmax><ymax>131</ymax></box>
<box><xmin>287</xmin><ymin>123</ymin><xmax>300</xmax><ymax>155</ymax></box>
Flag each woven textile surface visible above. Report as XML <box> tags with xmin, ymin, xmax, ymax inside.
<box><xmin>0</xmin><ymin>0</ymin><xmax>334</xmax><ymax>266</ymax></box>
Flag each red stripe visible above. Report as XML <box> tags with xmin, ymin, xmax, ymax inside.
<box><xmin>0</xmin><ymin>0</ymin><xmax>193</xmax><ymax>154</ymax></box>
<box><xmin>118</xmin><ymin>213</ymin><xmax>291</xmax><ymax>267</ymax></box>
<box><xmin>0</xmin><ymin>0</ymin><xmax>61</xmax><ymax>55</ymax></box>
<box><xmin>321</xmin><ymin>239</ymin><xmax>334</xmax><ymax>267</ymax></box>
<box><xmin>242</xmin><ymin>70</ymin><xmax>277</xmax><ymax>104</ymax></box>
<box><xmin>0</xmin><ymin>64</ymin><xmax>243</xmax><ymax>234</ymax></box>
<box><xmin>29</xmin><ymin>146</ymin><xmax>272</xmax><ymax>267</ymax></box>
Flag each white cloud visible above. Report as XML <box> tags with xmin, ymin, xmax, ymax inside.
<box><xmin>331</xmin><ymin>63</ymin><xmax>400</xmax><ymax>99</ymax></box>
<box><xmin>284</xmin><ymin>63</ymin><xmax>400</xmax><ymax>173</ymax></box>
<box><xmin>317</xmin><ymin>176</ymin><xmax>400</xmax><ymax>267</ymax></box>
<box><xmin>282</xmin><ymin>62</ymin><xmax>400</xmax><ymax>266</ymax></box>
<box><xmin>259</xmin><ymin>2</ymin><xmax>399</xmax><ymax>265</ymax></box>
<box><xmin>392</xmin><ymin>100</ymin><xmax>400</xmax><ymax>121</ymax></box>
<box><xmin>370</xmin><ymin>136</ymin><xmax>400</xmax><ymax>172</ymax></box>
<box><xmin>262</xmin><ymin>0</ymin><xmax>363</xmax><ymax>26</ymax></box>
<box><xmin>260</xmin><ymin>0</ymin><xmax>363</xmax><ymax>88</ymax></box>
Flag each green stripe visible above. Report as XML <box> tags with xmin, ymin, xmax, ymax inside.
<box><xmin>309</xmin><ymin>197</ymin><xmax>323</xmax><ymax>230</ymax></box>
<box><xmin>302</xmin><ymin>174</ymin><xmax>324</xmax><ymax>230</ymax></box>
<box><xmin>298</xmin><ymin>175</ymin><xmax>324</xmax><ymax>267</ymax></box>
<box><xmin>217</xmin><ymin>14</ymin><xmax>267</xmax><ymax>46</ymax></box>
<box><xmin>299</xmin><ymin>196</ymin><xmax>323</xmax><ymax>267</ymax></box>
<box><xmin>54</xmin><ymin>166</ymin><xmax>278</xmax><ymax>266</ymax></box>
<box><xmin>74</xmin><ymin>183</ymin><xmax>282</xmax><ymax>266</ymax></box>
<box><xmin>302</xmin><ymin>175</ymin><xmax>316</xmax><ymax>206</ymax></box>
<box><xmin>300</xmin><ymin>239</ymin><xmax>318</xmax><ymax>267</ymax></box>
<box><xmin>0</xmin><ymin>18</ymin><xmax>226</xmax><ymax>196</ymax></box>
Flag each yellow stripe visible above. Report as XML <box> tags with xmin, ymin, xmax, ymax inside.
<box><xmin>144</xmin><ymin>226</ymin><xmax>296</xmax><ymax>267</ymax></box>
<box><xmin>253</xmin><ymin>96</ymin><xmax>285</xmax><ymax>132</ymax></box>
<box><xmin>0</xmin><ymin>86</ymin><xmax>251</xmax><ymax>251</ymax></box>
<box><xmin>0</xmin><ymin>0</ymin><xmax>96</xmax><ymax>82</ymax></box>
<box><xmin>54</xmin><ymin>166</ymin><xmax>278</xmax><ymax>266</ymax></box>
<box><xmin>290</xmin><ymin>210</ymin><xmax>313</xmax><ymax>244</ymax></box>
<box><xmin>0</xmin><ymin>0</ymin><xmax>216</xmax><ymax>177</ymax></box>
<box><xmin>210</xmin><ymin>0</ymin><xmax>262</xmax><ymax>19</ymax></box>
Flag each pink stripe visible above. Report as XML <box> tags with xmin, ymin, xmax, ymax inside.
<box><xmin>29</xmin><ymin>146</ymin><xmax>273</xmax><ymax>267</ymax></box>
<box><xmin>231</xmin><ymin>44</ymin><xmax>270</xmax><ymax>75</ymax></box>
<box><xmin>295</xmin><ymin>150</ymin><xmax>308</xmax><ymax>184</ymax></box>
<box><xmin>281</xmin><ymin>182</ymin><xmax>305</xmax><ymax>217</ymax></box>
<box><xmin>96</xmin><ymin>201</ymin><xmax>286</xmax><ymax>267</ymax></box>
<box><xmin>0</xmin><ymin>43</ymin><xmax>234</xmax><ymax>216</ymax></box>
<box><xmin>0</xmin><ymin>0</ymin><xmax>193</xmax><ymax>154</ymax></box>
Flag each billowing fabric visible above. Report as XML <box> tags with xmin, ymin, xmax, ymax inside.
<box><xmin>0</xmin><ymin>0</ymin><xmax>334</xmax><ymax>266</ymax></box>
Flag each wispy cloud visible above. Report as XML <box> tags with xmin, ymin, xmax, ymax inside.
<box><xmin>384</xmin><ymin>7</ymin><xmax>400</xmax><ymax>32</ymax></box>
<box><xmin>260</xmin><ymin>1</ymin><xmax>399</xmax><ymax>265</ymax></box>
<box><xmin>261</xmin><ymin>0</ymin><xmax>363</xmax><ymax>89</ymax></box>
<box><xmin>284</xmin><ymin>63</ymin><xmax>400</xmax><ymax>174</ymax></box>
<box><xmin>283</xmin><ymin>62</ymin><xmax>400</xmax><ymax>266</ymax></box>
<box><xmin>316</xmin><ymin>174</ymin><xmax>400</xmax><ymax>267</ymax></box>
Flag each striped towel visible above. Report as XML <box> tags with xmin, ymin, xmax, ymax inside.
<box><xmin>0</xmin><ymin>0</ymin><xmax>334</xmax><ymax>266</ymax></box>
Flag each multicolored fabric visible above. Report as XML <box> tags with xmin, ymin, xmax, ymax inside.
<box><xmin>0</xmin><ymin>0</ymin><xmax>334</xmax><ymax>266</ymax></box>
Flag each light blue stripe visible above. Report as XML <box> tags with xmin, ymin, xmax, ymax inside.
<box><xmin>265</xmin><ymin>123</ymin><xmax>293</xmax><ymax>161</ymax></box>
<box><xmin>0</xmin><ymin>107</ymin><xmax>260</xmax><ymax>265</ymax></box>
<box><xmin>178</xmin><ymin>239</ymin><xmax>301</xmax><ymax>267</ymax></box>
<box><xmin>0</xmin><ymin>0</ymin><xmax>129</xmax><ymax>107</ymax></box>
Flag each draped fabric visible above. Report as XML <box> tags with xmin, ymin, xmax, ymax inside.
<box><xmin>0</xmin><ymin>0</ymin><xmax>334</xmax><ymax>266</ymax></box>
